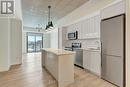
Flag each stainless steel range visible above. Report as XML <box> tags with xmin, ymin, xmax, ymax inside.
<box><xmin>64</xmin><ymin>43</ymin><xmax>83</xmax><ymax>67</ymax></box>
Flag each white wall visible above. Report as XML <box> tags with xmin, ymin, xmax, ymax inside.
<box><xmin>101</xmin><ymin>1</ymin><xmax>125</xmax><ymax>19</ymax></box>
<box><xmin>0</xmin><ymin>18</ymin><xmax>10</xmax><ymax>71</ymax></box>
<box><xmin>0</xmin><ymin>0</ymin><xmax>22</xmax><ymax>72</ymax></box>
<box><xmin>43</xmin><ymin>34</ymin><xmax>51</xmax><ymax>48</ymax></box>
<box><xmin>126</xmin><ymin>0</ymin><xmax>130</xmax><ymax>87</ymax></box>
<box><xmin>15</xmin><ymin>0</ymin><xmax>22</xmax><ymax>20</ymax></box>
<box><xmin>50</xmin><ymin>28</ymin><xmax>58</xmax><ymax>48</ymax></box>
<box><xmin>10</xmin><ymin>19</ymin><xmax>22</xmax><ymax>65</ymax></box>
<box><xmin>22</xmin><ymin>32</ymin><xmax>27</xmax><ymax>54</ymax></box>
<box><xmin>0</xmin><ymin>18</ymin><xmax>22</xmax><ymax>71</ymax></box>
<box><xmin>58</xmin><ymin>27</ymin><xmax>68</xmax><ymax>49</ymax></box>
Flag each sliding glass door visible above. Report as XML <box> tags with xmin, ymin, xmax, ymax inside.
<box><xmin>27</xmin><ymin>33</ymin><xmax>43</xmax><ymax>53</ymax></box>
<box><xmin>35</xmin><ymin>35</ymin><xmax>43</xmax><ymax>52</ymax></box>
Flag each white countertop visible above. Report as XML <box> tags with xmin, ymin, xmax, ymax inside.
<box><xmin>83</xmin><ymin>49</ymin><xmax>101</xmax><ymax>52</ymax></box>
<box><xmin>41</xmin><ymin>48</ymin><xmax>75</xmax><ymax>55</ymax></box>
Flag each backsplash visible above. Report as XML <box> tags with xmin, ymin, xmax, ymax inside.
<box><xmin>64</xmin><ymin>39</ymin><xmax>101</xmax><ymax>50</ymax></box>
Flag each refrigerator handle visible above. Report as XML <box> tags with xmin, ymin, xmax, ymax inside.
<box><xmin>101</xmin><ymin>42</ymin><xmax>102</xmax><ymax>68</ymax></box>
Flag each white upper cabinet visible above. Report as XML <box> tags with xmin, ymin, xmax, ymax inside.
<box><xmin>94</xmin><ymin>15</ymin><xmax>100</xmax><ymax>38</ymax></box>
<box><xmin>90</xmin><ymin>17</ymin><xmax>95</xmax><ymax>33</ymax></box>
<box><xmin>66</xmin><ymin>13</ymin><xmax>101</xmax><ymax>40</ymax></box>
<box><xmin>77</xmin><ymin>22</ymin><xmax>82</xmax><ymax>39</ymax></box>
<box><xmin>80</xmin><ymin>19</ymin><xmax>86</xmax><ymax>39</ymax></box>
<box><xmin>80</xmin><ymin>15</ymin><xmax>100</xmax><ymax>39</ymax></box>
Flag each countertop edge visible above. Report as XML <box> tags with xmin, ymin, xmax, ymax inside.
<box><xmin>41</xmin><ymin>48</ymin><xmax>76</xmax><ymax>56</ymax></box>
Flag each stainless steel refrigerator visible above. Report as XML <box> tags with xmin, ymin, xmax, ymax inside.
<box><xmin>101</xmin><ymin>14</ymin><xmax>125</xmax><ymax>87</ymax></box>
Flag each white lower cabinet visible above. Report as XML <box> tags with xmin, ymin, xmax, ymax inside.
<box><xmin>90</xmin><ymin>51</ymin><xmax>101</xmax><ymax>76</ymax></box>
<box><xmin>83</xmin><ymin>50</ymin><xmax>101</xmax><ymax>76</ymax></box>
<box><xmin>83</xmin><ymin>51</ymin><xmax>91</xmax><ymax>70</ymax></box>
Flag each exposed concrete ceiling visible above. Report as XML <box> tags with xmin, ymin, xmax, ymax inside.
<box><xmin>22</xmin><ymin>0</ymin><xmax>89</xmax><ymax>28</ymax></box>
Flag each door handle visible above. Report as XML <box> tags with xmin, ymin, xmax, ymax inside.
<box><xmin>102</xmin><ymin>54</ymin><xmax>121</xmax><ymax>57</ymax></box>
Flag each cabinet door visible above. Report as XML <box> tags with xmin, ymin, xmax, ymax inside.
<box><xmin>83</xmin><ymin>50</ymin><xmax>91</xmax><ymax>70</ymax></box>
<box><xmin>77</xmin><ymin>22</ymin><xmax>82</xmax><ymax>39</ymax></box>
<box><xmin>90</xmin><ymin>51</ymin><xmax>101</xmax><ymax>76</ymax></box>
<box><xmin>90</xmin><ymin>17</ymin><xmax>95</xmax><ymax>33</ymax></box>
<box><xmin>81</xmin><ymin>19</ymin><xmax>87</xmax><ymax>39</ymax></box>
<box><xmin>84</xmin><ymin>19</ymin><xmax>89</xmax><ymax>38</ymax></box>
<box><xmin>94</xmin><ymin>15</ymin><xmax>100</xmax><ymax>38</ymax></box>
<box><xmin>95</xmin><ymin>15</ymin><xmax>100</xmax><ymax>33</ymax></box>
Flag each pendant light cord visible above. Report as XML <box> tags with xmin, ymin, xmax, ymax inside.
<box><xmin>48</xmin><ymin>6</ymin><xmax>51</xmax><ymax>23</ymax></box>
<box><xmin>46</xmin><ymin>5</ymin><xmax>53</xmax><ymax>30</ymax></box>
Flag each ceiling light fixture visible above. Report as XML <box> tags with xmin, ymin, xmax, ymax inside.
<box><xmin>45</xmin><ymin>6</ymin><xmax>54</xmax><ymax>30</ymax></box>
<box><xmin>36</xmin><ymin>24</ymin><xmax>42</xmax><ymax>32</ymax></box>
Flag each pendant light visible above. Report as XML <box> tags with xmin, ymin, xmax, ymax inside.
<box><xmin>45</xmin><ymin>6</ymin><xmax>54</xmax><ymax>30</ymax></box>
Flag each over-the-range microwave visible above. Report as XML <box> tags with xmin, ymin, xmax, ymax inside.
<box><xmin>68</xmin><ymin>31</ymin><xmax>78</xmax><ymax>40</ymax></box>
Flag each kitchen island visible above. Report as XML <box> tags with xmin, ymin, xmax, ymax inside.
<box><xmin>41</xmin><ymin>48</ymin><xmax>76</xmax><ymax>87</ymax></box>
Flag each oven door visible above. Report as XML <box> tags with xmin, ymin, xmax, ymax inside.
<box><xmin>73</xmin><ymin>49</ymin><xmax>83</xmax><ymax>67</ymax></box>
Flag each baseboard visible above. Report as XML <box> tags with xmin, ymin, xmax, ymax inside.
<box><xmin>0</xmin><ymin>66</ymin><xmax>10</xmax><ymax>72</ymax></box>
<box><xmin>0</xmin><ymin>62</ymin><xmax>22</xmax><ymax>72</ymax></box>
<box><xmin>84</xmin><ymin>68</ymin><xmax>101</xmax><ymax>78</ymax></box>
<box><xmin>10</xmin><ymin>62</ymin><xmax>22</xmax><ymax>66</ymax></box>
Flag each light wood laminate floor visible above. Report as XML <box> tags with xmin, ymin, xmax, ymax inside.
<box><xmin>0</xmin><ymin>53</ymin><xmax>117</xmax><ymax>87</ymax></box>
